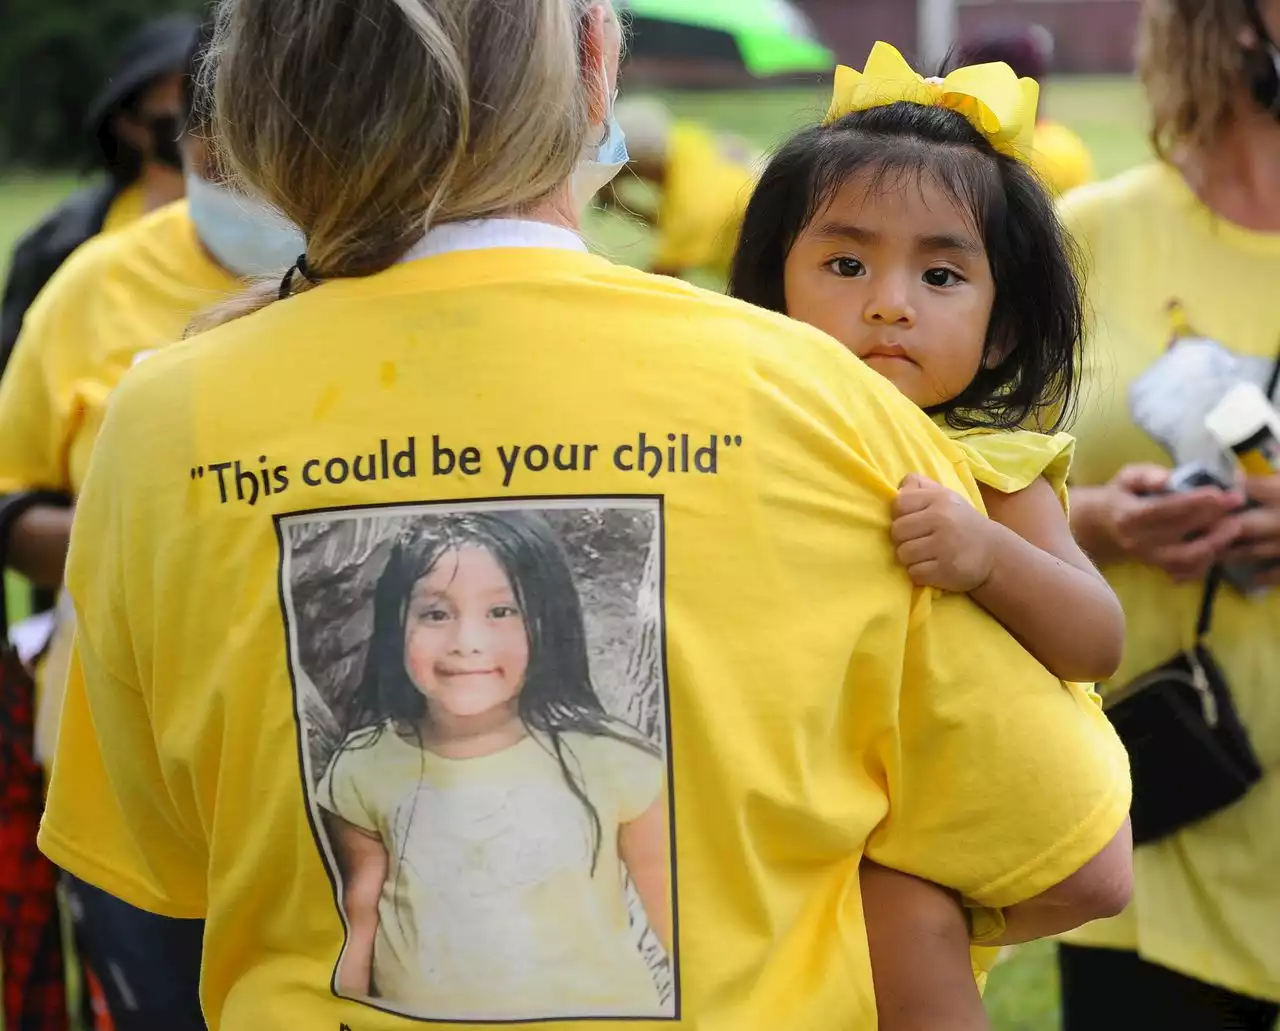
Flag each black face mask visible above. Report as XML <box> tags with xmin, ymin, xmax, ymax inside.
<box><xmin>145</xmin><ymin>113</ymin><xmax>184</xmax><ymax>172</ymax></box>
<box><xmin>1244</xmin><ymin>0</ymin><xmax>1280</xmax><ymax>119</ymax></box>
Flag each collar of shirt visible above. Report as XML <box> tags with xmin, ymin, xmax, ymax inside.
<box><xmin>399</xmin><ymin>219</ymin><xmax>588</xmax><ymax>264</ymax></box>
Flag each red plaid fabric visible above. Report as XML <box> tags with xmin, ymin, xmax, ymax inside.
<box><xmin>0</xmin><ymin>645</ymin><xmax>69</xmax><ymax>1030</ymax></box>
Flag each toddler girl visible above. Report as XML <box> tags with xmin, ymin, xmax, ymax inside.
<box><xmin>729</xmin><ymin>42</ymin><xmax>1125</xmax><ymax>1028</ymax></box>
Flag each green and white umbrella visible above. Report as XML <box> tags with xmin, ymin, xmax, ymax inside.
<box><xmin>621</xmin><ymin>0</ymin><xmax>835</xmax><ymax>78</ymax></box>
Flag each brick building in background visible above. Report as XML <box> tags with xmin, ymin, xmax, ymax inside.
<box><xmin>799</xmin><ymin>0</ymin><xmax>1141</xmax><ymax>74</ymax></box>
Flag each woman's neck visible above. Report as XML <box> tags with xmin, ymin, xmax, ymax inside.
<box><xmin>1175</xmin><ymin>99</ymin><xmax>1280</xmax><ymax>232</ymax></box>
<box><xmin>504</xmin><ymin>185</ymin><xmax>581</xmax><ymax>234</ymax></box>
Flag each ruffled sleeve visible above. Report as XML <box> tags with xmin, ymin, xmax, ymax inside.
<box><xmin>942</xmin><ymin>425</ymin><xmax>1076</xmax><ymax>513</ymax></box>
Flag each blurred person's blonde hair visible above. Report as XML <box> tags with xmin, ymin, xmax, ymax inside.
<box><xmin>1139</xmin><ymin>0</ymin><xmax>1252</xmax><ymax>159</ymax></box>
<box><xmin>193</xmin><ymin>0</ymin><xmax>611</xmax><ymax>330</ymax></box>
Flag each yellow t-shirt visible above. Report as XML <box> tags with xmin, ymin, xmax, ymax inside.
<box><xmin>0</xmin><ymin>199</ymin><xmax>237</xmax><ymax>763</ymax></box>
<box><xmin>318</xmin><ymin>725</ymin><xmax>665</xmax><ymax>1019</ymax></box>
<box><xmin>100</xmin><ymin>181</ymin><xmax>148</xmax><ymax>234</ymax></box>
<box><xmin>41</xmin><ymin>234</ymin><xmax>1130</xmax><ymax>1030</ymax></box>
<box><xmin>1030</xmin><ymin>121</ymin><xmax>1095</xmax><ymax>198</ymax></box>
<box><xmin>1060</xmin><ymin>163</ymin><xmax>1280</xmax><ymax>1002</ymax></box>
<box><xmin>652</xmin><ymin>123</ymin><xmax>758</xmax><ymax>277</ymax></box>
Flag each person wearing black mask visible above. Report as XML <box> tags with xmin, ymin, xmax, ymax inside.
<box><xmin>0</xmin><ymin>13</ymin><xmax>199</xmax><ymax>373</ymax></box>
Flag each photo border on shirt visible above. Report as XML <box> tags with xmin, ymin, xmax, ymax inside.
<box><xmin>274</xmin><ymin>494</ymin><xmax>681</xmax><ymax>1024</ymax></box>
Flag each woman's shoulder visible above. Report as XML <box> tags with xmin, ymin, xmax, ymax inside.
<box><xmin>942</xmin><ymin>424</ymin><xmax>1075</xmax><ymax>502</ymax></box>
<box><xmin>609</xmin><ymin>268</ymin><xmax>936</xmax><ymax>411</ymax></box>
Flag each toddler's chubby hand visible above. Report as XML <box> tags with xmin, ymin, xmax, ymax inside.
<box><xmin>891</xmin><ymin>473</ymin><xmax>999</xmax><ymax>593</ymax></box>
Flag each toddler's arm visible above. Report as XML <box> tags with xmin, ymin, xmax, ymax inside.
<box><xmin>892</xmin><ymin>474</ymin><xmax>1125</xmax><ymax>683</ymax></box>
<box><xmin>325</xmin><ymin>812</ymin><xmax>390</xmax><ymax>998</ymax></box>
<box><xmin>861</xmin><ymin>860</ymin><xmax>991</xmax><ymax>1031</ymax></box>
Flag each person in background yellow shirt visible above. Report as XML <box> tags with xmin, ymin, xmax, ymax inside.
<box><xmin>606</xmin><ymin>97</ymin><xmax>760</xmax><ymax>280</ymax></box>
<box><xmin>1058</xmin><ymin>1</ymin><xmax>1280</xmax><ymax>1028</ymax></box>
<box><xmin>0</xmin><ymin>18</ymin><xmax>303</xmax><ymax>1030</ymax></box>
<box><xmin>0</xmin><ymin>14</ymin><xmax>201</xmax><ymax>373</ymax></box>
<box><xmin>39</xmin><ymin>2</ymin><xmax>1130</xmax><ymax>1029</ymax></box>
<box><xmin>956</xmin><ymin>24</ymin><xmax>1095</xmax><ymax>196</ymax></box>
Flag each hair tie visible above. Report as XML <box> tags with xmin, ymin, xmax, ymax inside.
<box><xmin>279</xmin><ymin>254</ymin><xmax>321</xmax><ymax>300</ymax></box>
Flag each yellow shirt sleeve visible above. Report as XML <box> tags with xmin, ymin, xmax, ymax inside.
<box><xmin>852</xmin><ymin>401</ymin><xmax>1130</xmax><ymax>908</ymax></box>
<box><xmin>0</xmin><ymin>262</ymin><xmax>91</xmax><ymax>494</ymax></box>
<box><xmin>944</xmin><ymin>426</ymin><xmax>1076</xmax><ymax>510</ymax></box>
<box><xmin>868</xmin><ymin>589</ymin><xmax>1129</xmax><ymax>907</ymax></box>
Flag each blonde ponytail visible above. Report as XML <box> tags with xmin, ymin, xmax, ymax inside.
<box><xmin>192</xmin><ymin>0</ymin><xmax>604</xmax><ymax>331</ymax></box>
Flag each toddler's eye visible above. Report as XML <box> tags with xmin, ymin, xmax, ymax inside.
<box><xmin>826</xmin><ymin>257</ymin><xmax>865</xmax><ymax>278</ymax></box>
<box><xmin>923</xmin><ymin>267</ymin><xmax>962</xmax><ymax>287</ymax></box>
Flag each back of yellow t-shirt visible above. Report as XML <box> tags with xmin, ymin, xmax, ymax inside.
<box><xmin>42</xmin><ymin>246</ymin><xmax>1129</xmax><ymax>1029</ymax></box>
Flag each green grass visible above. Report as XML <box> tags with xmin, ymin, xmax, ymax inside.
<box><xmin>0</xmin><ymin>75</ymin><xmax>1149</xmax><ymax>1031</ymax></box>
<box><xmin>988</xmin><ymin>942</ymin><xmax>1063</xmax><ymax>1031</ymax></box>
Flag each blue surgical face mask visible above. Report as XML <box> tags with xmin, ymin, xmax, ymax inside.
<box><xmin>573</xmin><ymin>64</ymin><xmax>629</xmax><ymax>211</ymax></box>
<box><xmin>185</xmin><ymin>173</ymin><xmax>306</xmax><ymax>278</ymax></box>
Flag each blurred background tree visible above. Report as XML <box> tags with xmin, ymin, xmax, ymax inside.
<box><xmin>0</xmin><ymin>0</ymin><xmax>206</xmax><ymax>169</ymax></box>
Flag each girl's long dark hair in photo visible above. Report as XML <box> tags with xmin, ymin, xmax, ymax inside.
<box><xmin>728</xmin><ymin>101</ymin><xmax>1085</xmax><ymax>432</ymax></box>
<box><xmin>335</xmin><ymin>510</ymin><xmax>656</xmax><ymax>876</ymax></box>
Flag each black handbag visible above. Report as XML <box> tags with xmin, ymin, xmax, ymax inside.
<box><xmin>1104</xmin><ymin>344</ymin><xmax>1280</xmax><ymax>845</ymax></box>
<box><xmin>1104</xmin><ymin>567</ymin><xmax>1263</xmax><ymax>845</ymax></box>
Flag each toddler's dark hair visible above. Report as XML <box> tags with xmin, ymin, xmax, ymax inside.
<box><xmin>728</xmin><ymin>102</ymin><xmax>1084</xmax><ymax>432</ymax></box>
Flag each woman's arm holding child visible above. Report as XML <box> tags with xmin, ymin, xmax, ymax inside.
<box><xmin>861</xmin><ymin>861</ymin><xmax>991</xmax><ymax>1031</ymax></box>
<box><xmin>892</xmin><ymin>474</ymin><xmax>1125</xmax><ymax>683</ymax></box>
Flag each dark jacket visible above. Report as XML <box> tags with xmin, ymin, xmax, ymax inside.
<box><xmin>0</xmin><ymin>179</ymin><xmax>121</xmax><ymax>375</ymax></box>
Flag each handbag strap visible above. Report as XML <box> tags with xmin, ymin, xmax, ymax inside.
<box><xmin>1196</xmin><ymin>338</ymin><xmax>1280</xmax><ymax>641</ymax></box>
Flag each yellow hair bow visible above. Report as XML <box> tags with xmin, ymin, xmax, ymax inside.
<box><xmin>824</xmin><ymin>41</ymin><xmax>1040</xmax><ymax>161</ymax></box>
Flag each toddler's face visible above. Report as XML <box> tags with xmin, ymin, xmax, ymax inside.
<box><xmin>783</xmin><ymin>169</ymin><xmax>997</xmax><ymax>410</ymax></box>
<box><xmin>403</xmin><ymin>545</ymin><xmax>530</xmax><ymax>721</ymax></box>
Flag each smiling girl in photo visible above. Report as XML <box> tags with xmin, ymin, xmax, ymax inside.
<box><xmin>317</xmin><ymin>510</ymin><xmax>671</xmax><ymax>1021</ymax></box>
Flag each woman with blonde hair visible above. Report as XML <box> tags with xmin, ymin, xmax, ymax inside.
<box><xmin>1060</xmin><ymin>1</ymin><xmax>1280</xmax><ymax>1027</ymax></box>
<box><xmin>39</xmin><ymin>1</ymin><xmax>1131</xmax><ymax>1027</ymax></box>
